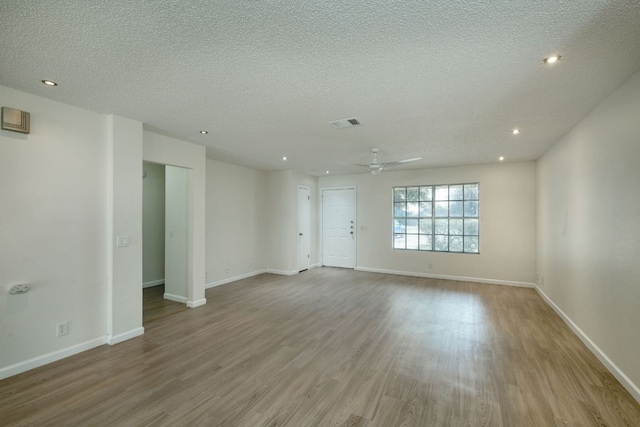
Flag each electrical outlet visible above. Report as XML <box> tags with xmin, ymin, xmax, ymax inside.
<box><xmin>56</xmin><ymin>321</ymin><xmax>69</xmax><ymax>337</ymax></box>
<box><xmin>225</xmin><ymin>266</ymin><xmax>230</xmax><ymax>274</ymax></box>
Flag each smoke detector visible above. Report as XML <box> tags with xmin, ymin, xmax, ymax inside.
<box><xmin>328</xmin><ymin>117</ymin><xmax>360</xmax><ymax>129</ymax></box>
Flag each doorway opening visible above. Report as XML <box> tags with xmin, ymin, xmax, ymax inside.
<box><xmin>142</xmin><ymin>161</ymin><xmax>189</xmax><ymax>323</ymax></box>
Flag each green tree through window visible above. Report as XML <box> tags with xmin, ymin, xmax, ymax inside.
<box><xmin>393</xmin><ymin>183</ymin><xmax>479</xmax><ymax>253</ymax></box>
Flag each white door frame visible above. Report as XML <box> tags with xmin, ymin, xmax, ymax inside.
<box><xmin>320</xmin><ymin>187</ymin><xmax>357</xmax><ymax>268</ymax></box>
<box><xmin>297</xmin><ymin>186</ymin><xmax>311</xmax><ymax>272</ymax></box>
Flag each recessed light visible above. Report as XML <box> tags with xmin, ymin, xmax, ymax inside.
<box><xmin>199</xmin><ymin>130</ymin><xmax>208</xmax><ymax>134</ymax></box>
<box><xmin>512</xmin><ymin>128</ymin><xmax>520</xmax><ymax>135</ymax></box>
<box><xmin>326</xmin><ymin>171</ymin><xmax>330</xmax><ymax>174</ymax></box>
<box><xmin>499</xmin><ymin>156</ymin><xmax>505</xmax><ymax>161</ymax></box>
<box><xmin>543</xmin><ymin>55</ymin><xmax>561</xmax><ymax>64</ymax></box>
<box><xmin>41</xmin><ymin>80</ymin><xmax>58</xmax><ymax>86</ymax></box>
<box><xmin>282</xmin><ymin>156</ymin><xmax>287</xmax><ymax>161</ymax></box>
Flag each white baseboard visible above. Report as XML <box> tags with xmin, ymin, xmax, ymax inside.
<box><xmin>206</xmin><ymin>269</ymin><xmax>266</xmax><ymax>289</ymax></box>
<box><xmin>0</xmin><ymin>336</ymin><xmax>108</xmax><ymax>380</ymax></box>
<box><xmin>266</xmin><ymin>268</ymin><xmax>299</xmax><ymax>276</ymax></box>
<box><xmin>535</xmin><ymin>286</ymin><xmax>640</xmax><ymax>404</ymax></box>
<box><xmin>187</xmin><ymin>298</ymin><xmax>207</xmax><ymax>308</ymax></box>
<box><xmin>107</xmin><ymin>327</ymin><xmax>144</xmax><ymax>345</ymax></box>
<box><xmin>164</xmin><ymin>293</ymin><xmax>188</xmax><ymax>304</ymax></box>
<box><xmin>143</xmin><ymin>279</ymin><xmax>164</xmax><ymax>288</ymax></box>
<box><xmin>354</xmin><ymin>266</ymin><xmax>535</xmax><ymax>288</ymax></box>
<box><xmin>310</xmin><ymin>263</ymin><xmax>319</xmax><ymax>269</ymax></box>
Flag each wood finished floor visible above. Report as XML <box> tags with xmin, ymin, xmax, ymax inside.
<box><xmin>1</xmin><ymin>268</ymin><xmax>639</xmax><ymax>426</ymax></box>
<box><xmin>143</xmin><ymin>284</ymin><xmax>188</xmax><ymax>324</ymax></box>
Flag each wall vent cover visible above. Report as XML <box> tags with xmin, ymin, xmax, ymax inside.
<box><xmin>328</xmin><ymin>117</ymin><xmax>360</xmax><ymax>129</ymax></box>
<box><xmin>2</xmin><ymin>107</ymin><xmax>30</xmax><ymax>134</ymax></box>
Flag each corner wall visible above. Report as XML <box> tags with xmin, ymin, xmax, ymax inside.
<box><xmin>164</xmin><ymin>165</ymin><xmax>189</xmax><ymax>302</ymax></box>
<box><xmin>205</xmin><ymin>160</ymin><xmax>268</xmax><ymax>286</ymax></box>
<box><xmin>106</xmin><ymin>115</ymin><xmax>144</xmax><ymax>344</ymax></box>
<box><xmin>536</xmin><ymin>71</ymin><xmax>640</xmax><ymax>400</ymax></box>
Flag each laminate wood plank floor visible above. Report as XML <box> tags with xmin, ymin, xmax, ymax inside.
<box><xmin>2</xmin><ymin>268</ymin><xmax>639</xmax><ymax>426</ymax></box>
<box><xmin>143</xmin><ymin>284</ymin><xmax>188</xmax><ymax>324</ymax></box>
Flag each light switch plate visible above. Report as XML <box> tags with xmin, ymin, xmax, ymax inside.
<box><xmin>116</xmin><ymin>235</ymin><xmax>130</xmax><ymax>247</ymax></box>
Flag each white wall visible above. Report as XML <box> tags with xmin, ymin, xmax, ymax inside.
<box><xmin>205</xmin><ymin>167</ymin><xmax>318</xmax><ymax>279</ymax></box>
<box><xmin>106</xmin><ymin>115</ymin><xmax>144</xmax><ymax>343</ymax></box>
<box><xmin>0</xmin><ymin>85</ymin><xmax>109</xmax><ymax>376</ymax></box>
<box><xmin>143</xmin><ymin>131</ymin><xmax>206</xmax><ymax>307</ymax></box>
<box><xmin>536</xmin><ymin>71</ymin><xmax>640</xmax><ymax>400</ymax></box>
<box><xmin>142</xmin><ymin>162</ymin><xmax>165</xmax><ymax>286</ymax></box>
<box><xmin>265</xmin><ymin>171</ymin><xmax>295</xmax><ymax>273</ymax></box>
<box><xmin>292</xmin><ymin>171</ymin><xmax>319</xmax><ymax>268</ymax></box>
<box><xmin>265</xmin><ymin>170</ymin><xmax>319</xmax><ymax>274</ymax></box>
<box><xmin>319</xmin><ymin>162</ymin><xmax>536</xmax><ymax>285</ymax></box>
<box><xmin>164</xmin><ymin>165</ymin><xmax>189</xmax><ymax>302</ymax></box>
<box><xmin>205</xmin><ymin>159</ymin><xmax>267</xmax><ymax>286</ymax></box>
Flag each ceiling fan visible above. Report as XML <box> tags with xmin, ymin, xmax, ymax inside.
<box><xmin>356</xmin><ymin>148</ymin><xmax>422</xmax><ymax>175</ymax></box>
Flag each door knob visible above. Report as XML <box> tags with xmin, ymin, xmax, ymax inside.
<box><xmin>299</xmin><ymin>233</ymin><xmax>303</xmax><ymax>236</ymax></box>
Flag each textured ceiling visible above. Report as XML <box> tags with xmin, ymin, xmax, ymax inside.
<box><xmin>1</xmin><ymin>1</ymin><xmax>640</xmax><ymax>175</ymax></box>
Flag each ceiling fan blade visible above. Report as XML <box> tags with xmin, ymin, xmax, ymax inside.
<box><xmin>396</xmin><ymin>157</ymin><xmax>422</xmax><ymax>163</ymax></box>
<box><xmin>382</xmin><ymin>157</ymin><xmax>422</xmax><ymax>168</ymax></box>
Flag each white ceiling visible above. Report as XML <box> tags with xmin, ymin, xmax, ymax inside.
<box><xmin>1</xmin><ymin>1</ymin><xmax>640</xmax><ymax>175</ymax></box>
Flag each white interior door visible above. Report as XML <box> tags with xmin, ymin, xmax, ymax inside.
<box><xmin>297</xmin><ymin>186</ymin><xmax>311</xmax><ymax>272</ymax></box>
<box><xmin>322</xmin><ymin>188</ymin><xmax>356</xmax><ymax>268</ymax></box>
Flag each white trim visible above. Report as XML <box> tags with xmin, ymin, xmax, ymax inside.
<box><xmin>164</xmin><ymin>293</ymin><xmax>188</xmax><ymax>304</ymax></box>
<box><xmin>310</xmin><ymin>263</ymin><xmax>319</xmax><ymax>269</ymax></box>
<box><xmin>266</xmin><ymin>269</ymin><xmax>298</xmax><ymax>276</ymax></box>
<box><xmin>354</xmin><ymin>266</ymin><xmax>534</xmax><ymax>288</ymax></box>
<box><xmin>187</xmin><ymin>298</ymin><xmax>206</xmax><ymax>308</ymax></box>
<box><xmin>0</xmin><ymin>337</ymin><xmax>108</xmax><ymax>380</ymax></box>
<box><xmin>143</xmin><ymin>279</ymin><xmax>164</xmax><ymax>288</ymax></box>
<box><xmin>206</xmin><ymin>269</ymin><xmax>266</xmax><ymax>289</ymax></box>
<box><xmin>535</xmin><ymin>286</ymin><xmax>640</xmax><ymax>404</ymax></box>
<box><xmin>297</xmin><ymin>185</ymin><xmax>311</xmax><ymax>273</ymax></box>
<box><xmin>107</xmin><ymin>327</ymin><xmax>144</xmax><ymax>345</ymax></box>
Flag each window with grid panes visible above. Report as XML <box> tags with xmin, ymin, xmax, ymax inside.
<box><xmin>393</xmin><ymin>183</ymin><xmax>479</xmax><ymax>253</ymax></box>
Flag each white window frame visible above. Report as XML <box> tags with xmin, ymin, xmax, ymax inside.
<box><xmin>392</xmin><ymin>183</ymin><xmax>480</xmax><ymax>254</ymax></box>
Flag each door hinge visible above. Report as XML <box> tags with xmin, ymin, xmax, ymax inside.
<box><xmin>308</xmin><ymin>196</ymin><xmax>310</xmax><ymax>200</ymax></box>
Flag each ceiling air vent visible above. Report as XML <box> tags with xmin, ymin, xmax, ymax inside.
<box><xmin>328</xmin><ymin>117</ymin><xmax>360</xmax><ymax>129</ymax></box>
